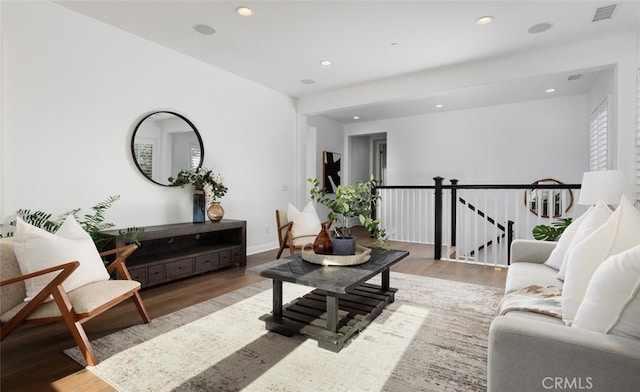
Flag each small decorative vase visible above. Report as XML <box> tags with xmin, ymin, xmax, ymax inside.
<box><xmin>207</xmin><ymin>201</ymin><xmax>225</xmax><ymax>222</ymax></box>
<box><xmin>313</xmin><ymin>221</ymin><xmax>333</xmax><ymax>255</ymax></box>
<box><xmin>332</xmin><ymin>237</ymin><xmax>356</xmax><ymax>255</ymax></box>
<box><xmin>193</xmin><ymin>189</ymin><xmax>206</xmax><ymax>223</ymax></box>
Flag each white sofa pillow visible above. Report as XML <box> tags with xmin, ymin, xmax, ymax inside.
<box><xmin>557</xmin><ymin>201</ymin><xmax>611</xmax><ymax>280</ymax></box>
<box><xmin>562</xmin><ymin>196</ymin><xmax>640</xmax><ymax>323</ymax></box>
<box><xmin>287</xmin><ymin>202</ymin><xmax>321</xmax><ymax>246</ymax></box>
<box><xmin>572</xmin><ymin>244</ymin><xmax>640</xmax><ymax>339</ymax></box>
<box><xmin>544</xmin><ymin>206</ymin><xmax>593</xmax><ymax>270</ymax></box>
<box><xmin>12</xmin><ymin>215</ymin><xmax>110</xmax><ymax>301</ymax></box>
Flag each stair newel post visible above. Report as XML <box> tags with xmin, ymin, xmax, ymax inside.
<box><xmin>433</xmin><ymin>176</ymin><xmax>444</xmax><ymax>260</ymax></box>
<box><xmin>450</xmin><ymin>179</ymin><xmax>458</xmax><ymax>247</ymax></box>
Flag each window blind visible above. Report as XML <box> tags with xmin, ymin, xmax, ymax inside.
<box><xmin>589</xmin><ymin>98</ymin><xmax>609</xmax><ymax>171</ymax></box>
<box><xmin>190</xmin><ymin>146</ymin><xmax>201</xmax><ymax>169</ymax></box>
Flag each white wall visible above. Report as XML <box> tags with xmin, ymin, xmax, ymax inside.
<box><xmin>344</xmin><ymin>95</ymin><xmax>589</xmax><ymax>185</ymax></box>
<box><xmin>349</xmin><ymin>135</ymin><xmax>371</xmax><ymax>183</ymax></box>
<box><xmin>298</xmin><ymin>33</ymin><xmax>638</xmax><ymax>192</ymax></box>
<box><xmin>305</xmin><ymin>116</ymin><xmax>344</xmax><ymax>220</ymax></box>
<box><xmin>1</xmin><ymin>1</ymin><xmax>297</xmax><ymax>254</ymax></box>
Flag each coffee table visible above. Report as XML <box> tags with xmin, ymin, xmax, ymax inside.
<box><xmin>247</xmin><ymin>248</ymin><xmax>409</xmax><ymax>352</ymax></box>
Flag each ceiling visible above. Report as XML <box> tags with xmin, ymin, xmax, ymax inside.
<box><xmin>55</xmin><ymin>1</ymin><xmax>639</xmax><ymax>122</ymax></box>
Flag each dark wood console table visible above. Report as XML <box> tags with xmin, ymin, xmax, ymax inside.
<box><xmin>101</xmin><ymin>220</ymin><xmax>246</xmax><ymax>288</ymax></box>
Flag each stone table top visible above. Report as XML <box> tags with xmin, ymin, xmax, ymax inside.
<box><xmin>247</xmin><ymin>248</ymin><xmax>409</xmax><ymax>294</ymax></box>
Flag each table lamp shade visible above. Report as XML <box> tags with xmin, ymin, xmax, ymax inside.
<box><xmin>578</xmin><ymin>170</ymin><xmax>629</xmax><ymax>206</ymax></box>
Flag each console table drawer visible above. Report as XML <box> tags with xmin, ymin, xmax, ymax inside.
<box><xmin>195</xmin><ymin>252</ymin><xmax>220</xmax><ymax>272</ymax></box>
<box><xmin>148</xmin><ymin>264</ymin><xmax>165</xmax><ymax>284</ymax></box>
<box><xmin>128</xmin><ymin>266</ymin><xmax>148</xmax><ymax>285</ymax></box>
<box><xmin>166</xmin><ymin>258</ymin><xmax>194</xmax><ymax>279</ymax></box>
<box><xmin>231</xmin><ymin>247</ymin><xmax>242</xmax><ymax>263</ymax></box>
<box><xmin>219</xmin><ymin>250</ymin><xmax>232</xmax><ymax>266</ymax></box>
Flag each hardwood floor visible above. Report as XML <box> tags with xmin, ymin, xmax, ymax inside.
<box><xmin>1</xmin><ymin>228</ymin><xmax>506</xmax><ymax>392</ymax></box>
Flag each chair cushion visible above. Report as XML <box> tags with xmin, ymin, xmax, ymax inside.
<box><xmin>0</xmin><ymin>238</ymin><xmax>27</xmax><ymax>315</ymax></box>
<box><xmin>287</xmin><ymin>202</ymin><xmax>321</xmax><ymax>246</ymax></box>
<box><xmin>0</xmin><ymin>279</ymin><xmax>141</xmax><ymax>322</ymax></box>
<box><xmin>12</xmin><ymin>215</ymin><xmax>110</xmax><ymax>301</ymax></box>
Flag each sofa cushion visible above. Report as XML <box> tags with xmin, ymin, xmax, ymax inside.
<box><xmin>572</xmin><ymin>244</ymin><xmax>640</xmax><ymax>339</ymax></box>
<box><xmin>499</xmin><ymin>310</ymin><xmax>566</xmax><ymax>326</ymax></box>
<box><xmin>557</xmin><ymin>201</ymin><xmax>612</xmax><ymax>280</ymax></box>
<box><xmin>12</xmin><ymin>215</ymin><xmax>110</xmax><ymax>301</ymax></box>
<box><xmin>504</xmin><ymin>262</ymin><xmax>562</xmax><ymax>295</ymax></box>
<box><xmin>562</xmin><ymin>196</ymin><xmax>640</xmax><ymax>323</ymax></box>
<box><xmin>543</xmin><ymin>206</ymin><xmax>592</xmax><ymax>270</ymax></box>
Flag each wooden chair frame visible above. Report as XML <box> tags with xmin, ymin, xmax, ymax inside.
<box><xmin>0</xmin><ymin>244</ymin><xmax>151</xmax><ymax>366</ymax></box>
<box><xmin>275</xmin><ymin>210</ymin><xmax>330</xmax><ymax>259</ymax></box>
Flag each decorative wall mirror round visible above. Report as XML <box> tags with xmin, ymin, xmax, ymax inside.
<box><xmin>524</xmin><ymin>178</ymin><xmax>574</xmax><ymax>218</ymax></box>
<box><xmin>131</xmin><ymin>111</ymin><xmax>204</xmax><ymax>186</ymax></box>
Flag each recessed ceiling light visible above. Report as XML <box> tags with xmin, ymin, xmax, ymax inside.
<box><xmin>353</xmin><ymin>116</ymin><xmax>360</xmax><ymax>120</ymax></box>
<box><xmin>476</xmin><ymin>16</ymin><xmax>494</xmax><ymax>25</ymax></box>
<box><xmin>193</xmin><ymin>24</ymin><xmax>216</xmax><ymax>35</ymax></box>
<box><xmin>236</xmin><ymin>6</ymin><xmax>253</xmax><ymax>16</ymax></box>
<box><xmin>300</xmin><ymin>79</ymin><xmax>315</xmax><ymax>85</ymax></box>
<box><xmin>545</xmin><ymin>88</ymin><xmax>556</xmax><ymax>93</ymax></box>
<box><xmin>528</xmin><ymin>22</ymin><xmax>553</xmax><ymax>34</ymax></box>
<box><xmin>320</xmin><ymin>60</ymin><xmax>332</xmax><ymax>66</ymax></box>
<box><xmin>435</xmin><ymin>104</ymin><xmax>444</xmax><ymax>108</ymax></box>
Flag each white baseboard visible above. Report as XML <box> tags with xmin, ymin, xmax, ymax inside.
<box><xmin>247</xmin><ymin>241</ymin><xmax>279</xmax><ymax>256</ymax></box>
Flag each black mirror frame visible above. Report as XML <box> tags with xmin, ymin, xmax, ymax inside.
<box><xmin>131</xmin><ymin>111</ymin><xmax>205</xmax><ymax>186</ymax></box>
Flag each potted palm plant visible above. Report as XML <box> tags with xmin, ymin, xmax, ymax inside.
<box><xmin>308</xmin><ymin>175</ymin><xmax>387</xmax><ymax>255</ymax></box>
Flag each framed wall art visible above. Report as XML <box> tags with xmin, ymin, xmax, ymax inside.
<box><xmin>322</xmin><ymin>151</ymin><xmax>341</xmax><ymax>193</ymax></box>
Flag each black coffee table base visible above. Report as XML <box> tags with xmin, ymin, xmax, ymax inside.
<box><xmin>259</xmin><ymin>281</ymin><xmax>398</xmax><ymax>352</ymax></box>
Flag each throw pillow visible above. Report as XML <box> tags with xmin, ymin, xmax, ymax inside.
<box><xmin>12</xmin><ymin>215</ymin><xmax>110</xmax><ymax>301</ymax></box>
<box><xmin>557</xmin><ymin>201</ymin><xmax>612</xmax><ymax>280</ymax></box>
<box><xmin>561</xmin><ymin>196</ymin><xmax>640</xmax><ymax>323</ymax></box>
<box><xmin>572</xmin><ymin>244</ymin><xmax>640</xmax><ymax>339</ymax></box>
<box><xmin>544</xmin><ymin>206</ymin><xmax>593</xmax><ymax>270</ymax></box>
<box><xmin>287</xmin><ymin>202</ymin><xmax>322</xmax><ymax>246</ymax></box>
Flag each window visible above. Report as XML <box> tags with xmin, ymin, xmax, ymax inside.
<box><xmin>134</xmin><ymin>143</ymin><xmax>154</xmax><ymax>178</ymax></box>
<box><xmin>589</xmin><ymin>98</ymin><xmax>609</xmax><ymax>171</ymax></box>
<box><xmin>190</xmin><ymin>145</ymin><xmax>201</xmax><ymax>169</ymax></box>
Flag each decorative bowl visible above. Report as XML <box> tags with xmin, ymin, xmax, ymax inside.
<box><xmin>301</xmin><ymin>245</ymin><xmax>372</xmax><ymax>266</ymax></box>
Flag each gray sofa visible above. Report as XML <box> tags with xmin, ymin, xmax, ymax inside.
<box><xmin>487</xmin><ymin>239</ymin><xmax>640</xmax><ymax>392</ymax></box>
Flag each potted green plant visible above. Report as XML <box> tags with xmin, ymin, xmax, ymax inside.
<box><xmin>532</xmin><ymin>217</ymin><xmax>573</xmax><ymax>241</ymax></box>
<box><xmin>1</xmin><ymin>195</ymin><xmax>144</xmax><ymax>264</ymax></box>
<box><xmin>308</xmin><ymin>174</ymin><xmax>387</xmax><ymax>254</ymax></box>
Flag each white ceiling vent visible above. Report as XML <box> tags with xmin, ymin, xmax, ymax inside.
<box><xmin>592</xmin><ymin>4</ymin><xmax>617</xmax><ymax>22</ymax></box>
<box><xmin>568</xmin><ymin>74</ymin><xmax>582</xmax><ymax>81</ymax></box>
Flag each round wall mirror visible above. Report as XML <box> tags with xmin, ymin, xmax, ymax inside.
<box><xmin>524</xmin><ymin>178</ymin><xmax>574</xmax><ymax>218</ymax></box>
<box><xmin>131</xmin><ymin>111</ymin><xmax>204</xmax><ymax>186</ymax></box>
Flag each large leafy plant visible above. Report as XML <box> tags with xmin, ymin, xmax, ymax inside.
<box><xmin>309</xmin><ymin>175</ymin><xmax>387</xmax><ymax>247</ymax></box>
<box><xmin>532</xmin><ymin>217</ymin><xmax>573</xmax><ymax>241</ymax></box>
<box><xmin>3</xmin><ymin>195</ymin><xmax>143</xmax><ymax>252</ymax></box>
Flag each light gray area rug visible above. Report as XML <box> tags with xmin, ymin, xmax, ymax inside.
<box><xmin>65</xmin><ymin>273</ymin><xmax>503</xmax><ymax>392</ymax></box>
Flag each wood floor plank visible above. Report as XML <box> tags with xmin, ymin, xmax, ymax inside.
<box><xmin>0</xmin><ymin>226</ymin><xmax>506</xmax><ymax>392</ymax></box>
